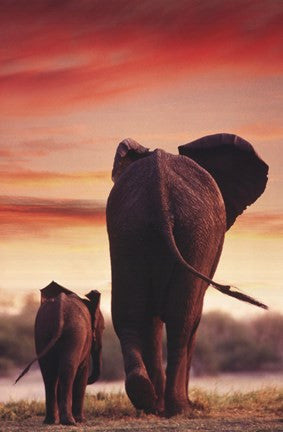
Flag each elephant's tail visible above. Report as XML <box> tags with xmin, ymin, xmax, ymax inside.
<box><xmin>166</xmin><ymin>236</ymin><xmax>268</xmax><ymax>309</ymax></box>
<box><xmin>155</xmin><ymin>151</ymin><xmax>268</xmax><ymax>310</ymax></box>
<box><xmin>14</xmin><ymin>295</ymin><xmax>64</xmax><ymax>384</ymax></box>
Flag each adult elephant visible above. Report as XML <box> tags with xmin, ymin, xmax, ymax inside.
<box><xmin>15</xmin><ymin>281</ymin><xmax>104</xmax><ymax>425</ymax></box>
<box><xmin>106</xmin><ymin>133</ymin><xmax>268</xmax><ymax>416</ymax></box>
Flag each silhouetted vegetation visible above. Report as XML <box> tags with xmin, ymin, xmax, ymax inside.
<box><xmin>0</xmin><ymin>294</ymin><xmax>36</xmax><ymax>374</ymax></box>
<box><xmin>0</xmin><ymin>295</ymin><xmax>282</xmax><ymax>379</ymax></box>
<box><xmin>192</xmin><ymin>311</ymin><xmax>283</xmax><ymax>375</ymax></box>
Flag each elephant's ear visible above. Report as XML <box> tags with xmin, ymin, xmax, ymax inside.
<box><xmin>178</xmin><ymin>133</ymin><xmax>268</xmax><ymax>230</ymax></box>
<box><xmin>85</xmin><ymin>290</ymin><xmax>101</xmax><ymax>323</ymax></box>
<box><xmin>112</xmin><ymin>138</ymin><xmax>150</xmax><ymax>182</ymax></box>
<box><xmin>85</xmin><ymin>290</ymin><xmax>104</xmax><ymax>385</ymax></box>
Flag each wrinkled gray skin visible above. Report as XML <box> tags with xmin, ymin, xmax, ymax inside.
<box><xmin>106</xmin><ymin>134</ymin><xmax>268</xmax><ymax>416</ymax></box>
<box><xmin>16</xmin><ymin>282</ymin><xmax>104</xmax><ymax>425</ymax></box>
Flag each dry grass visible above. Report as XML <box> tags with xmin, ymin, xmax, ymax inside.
<box><xmin>0</xmin><ymin>387</ymin><xmax>282</xmax><ymax>431</ymax></box>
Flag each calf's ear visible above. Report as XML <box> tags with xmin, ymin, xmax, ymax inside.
<box><xmin>112</xmin><ymin>138</ymin><xmax>150</xmax><ymax>182</ymax></box>
<box><xmin>178</xmin><ymin>133</ymin><xmax>268</xmax><ymax>230</ymax></box>
<box><xmin>85</xmin><ymin>290</ymin><xmax>104</xmax><ymax>385</ymax></box>
<box><xmin>40</xmin><ymin>280</ymin><xmax>76</xmax><ymax>303</ymax></box>
<box><xmin>85</xmin><ymin>290</ymin><xmax>101</xmax><ymax>318</ymax></box>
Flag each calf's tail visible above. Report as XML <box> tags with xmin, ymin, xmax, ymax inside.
<box><xmin>15</xmin><ymin>297</ymin><xmax>64</xmax><ymax>384</ymax></box>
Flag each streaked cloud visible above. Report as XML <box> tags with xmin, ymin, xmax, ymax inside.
<box><xmin>1</xmin><ymin>0</ymin><xmax>282</xmax><ymax>114</ymax></box>
<box><xmin>0</xmin><ymin>141</ymin><xmax>74</xmax><ymax>166</ymax></box>
<box><xmin>237</xmin><ymin>122</ymin><xmax>283</xmax><ymax>140</ymax></box>
<box><xmin>232</xmin><ymin>212</ymin><xmax>283</xmax><ymax>237</ymax></box>
<box><xmin>0</xmin><ymin>196</ymin><xmax>106</xmax><ymax>239</ymax></box>
<box><xmin>1</xmin><ymin>195</ymin><xmax>282</xmax><ymax>239</ymax></box>
<box><xmin>0</xmin><ymin>169</ymin><xmax>110</xmax><ymax>185</ymax></box>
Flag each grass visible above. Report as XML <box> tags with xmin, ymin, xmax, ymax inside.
<box><xmin>1</xmin><ymin>387</ymin><xmax>282</xmax><ymax>421</ymax></box>
<box><xmin>188</xmin><ymin>387</ymin><xmax>283</xmax><ymax>418</ymax></box>
<box><xmin>0</xmin><ymin>390</ymin><xmax>282</xmax><ymax>431</ymax></box>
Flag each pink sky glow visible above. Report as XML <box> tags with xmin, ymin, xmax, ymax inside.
<box><xmin>0</xmin><ymin>1</ymin><xmax>282</xmax><ymax>315</ymax></box>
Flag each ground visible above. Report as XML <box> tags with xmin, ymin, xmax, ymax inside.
<box><xmin>0</xmin><ymin>388</ymin><xmax>282</xmax><ymax>432</ymax></box>
<box><xmin>0</xmin><ymin>415</ymin><xmax>282</xmax><ymax>432</ymax></box>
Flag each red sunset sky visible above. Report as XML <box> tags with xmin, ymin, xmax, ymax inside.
<box><xmin>0</xmin><ymin>1</ymin><xmax>282</xmax><ymax>314</ymax></box>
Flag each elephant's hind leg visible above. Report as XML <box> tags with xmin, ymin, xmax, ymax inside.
<box><xmin>165</xmin><ymin>324</ymin><xmax>188</xmax><ymax>417</ymax></box>
<box><xmin>58</xmin><ymin>363</ymin><xmax>77</xmax><ymax>425</ymax></box>
<box><xmin>111</xmin><ymin>244</ymin><xmax>157</xmax><ymax>412</ymax></box>
<box><xmin>164</xmin><ymin>271</ymin><xmax>205</xmax><ymax>417</ymax></box>
<box><xmin>72</xmin><ymin>359</ymin><xmax>89</xmax><ymax>422</ymax></box>
<box><xmin>39</xmin><ymin>357</ymin><xmax>59</xmax><ymax>424</ymax></box>
<box><xmin>142</xmin><ymin>317</ymin><xmax>165</xmax><ymax>414</ymax></box>
<box><xmin>120</xmin><ymin>327</ymin><xmax>157</xmax><ymax>412</ymax></box>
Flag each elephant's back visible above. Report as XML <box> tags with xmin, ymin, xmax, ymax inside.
<box><xmin>35</xmin><ymin>294</ymin><xmax>92</xmax><ymax>356</ymax></box>
<box><xmin>164</xmin><ymin>152</ymin><xmax>226</xmax><ymax>230</ymax></box>
<box><xmin>106</xmin><ymin>153</ymin><xmax>160</xmax><ymax>235</ymax></box>
<box><xmin>107</xmin><ymin>149</ymin><xmax>226</xmax><ymax>236</ymax></box>
<box><xmin>61</xmin><ymin>296</ymin><xmax>92</xmax><ymax>346</ymax></box>
<box><xmin>107</xmin><ymin>150</ymin><xmax>226</xmax><ymax>319</ymax></box>
<box><xmin>35</xmin><ymin>295</ymin><xmax>62</xmax><ymax>355</ymax></box>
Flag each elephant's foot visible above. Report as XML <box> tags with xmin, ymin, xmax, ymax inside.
<box><xmin>165</xmin><ymin>405</ymin><xmax>191</xmax><ymax>418</ymax></box>
<box><xmin>60</xmin><ymin>414</ymin><xmax>76</xmax><ymax>425</ymax></box>
<box><xmin>74</xmin><ymin>414</ymin><xmax>86</xmax><ymax>423</ymax></box>
<box><xmin>43</xmin><ymin>415</ymin><xmax>57</xmax><ymax>424</ymax></box>
<box><xmin>164</xmin><ymin>397</ymin><xmax>205</xmax><ymax>417</ymax></box>
<box><xmin>125</xmin><ymin>368</ymin><xmax>157</xmax><ymax>412</ymax></box>
<box><xmin>155</xmin><ymin>399</ymin><xmax>165</xmax><ymax>416</ymax></box>
<box><xmin>165</xmin><ymin>397</ymin><xmax>192</xmax><ymax>417</ymax></box>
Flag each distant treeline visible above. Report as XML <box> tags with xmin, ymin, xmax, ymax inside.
<box><xmin>0</xmin><ymin>295</ymin><xmax>282</xmax><ymax>379</ymax></box>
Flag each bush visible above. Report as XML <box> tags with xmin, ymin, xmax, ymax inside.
<box><xmin>101</xmin><ymin>322</ymin><xmax>124</xmax><ymax>380</ymax></box>
<box><xmin>0</xmin><ymin>296</ymin><xmax>282</xmax><ymax>379</ymax></box>
<box><xmin>0</xmin><ymin>294</ymin><xmax>37</xmax><ymax>374</ymax></box>
<box><xmin>192</xmin><ymin>311</ymin><xmax>283</xmax><ymax>375</ymax></box>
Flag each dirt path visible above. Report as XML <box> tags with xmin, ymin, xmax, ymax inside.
<box><xmin>1</xmin><ymin>415</ymin><xmax>282</xmax><ymax>432</ymax></box>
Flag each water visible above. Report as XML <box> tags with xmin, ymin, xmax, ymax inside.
<box><xmin>1</xmin><ymin>370</ymin><xmax>282</xmax><ymax>403</ymax></box>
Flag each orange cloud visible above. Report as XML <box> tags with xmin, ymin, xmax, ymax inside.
<box><xmin>0</xmin><ymin>196</ymin><xmax>106</xmax><ymax>239</ymax></box>
<box><xmin>237</xmin><ymin>122</ymin><xmax>283</xmax><ymax>140</ymax></box>
<box><xmin>1</xmin><ymin>196</ymin><xmax>282</xmax><ymax>240</ymax></box>
<box><xmin>0</xmin><ymin>141</ymin><xmax>74</xmax><ymax>166</ymax></box>
<box><xmin>1</xmin><ymin>1</ymin><xmax>282</xmax><ymax>115</ymax></box>
<box><xmin>232</xmin><ymin>212</ymin><xmax>283</xmax><ymax>237</ymax></box>
<box><xmin>0</xmin><ymin>169</ymin><xmax>110</xmax><ymax>186</ymax></box>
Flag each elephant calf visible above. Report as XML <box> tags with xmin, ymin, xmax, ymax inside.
<box><xmin>16</xmin><ymin>281</ymin><xmax>104</xmax><ymax>425</ymax></box>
